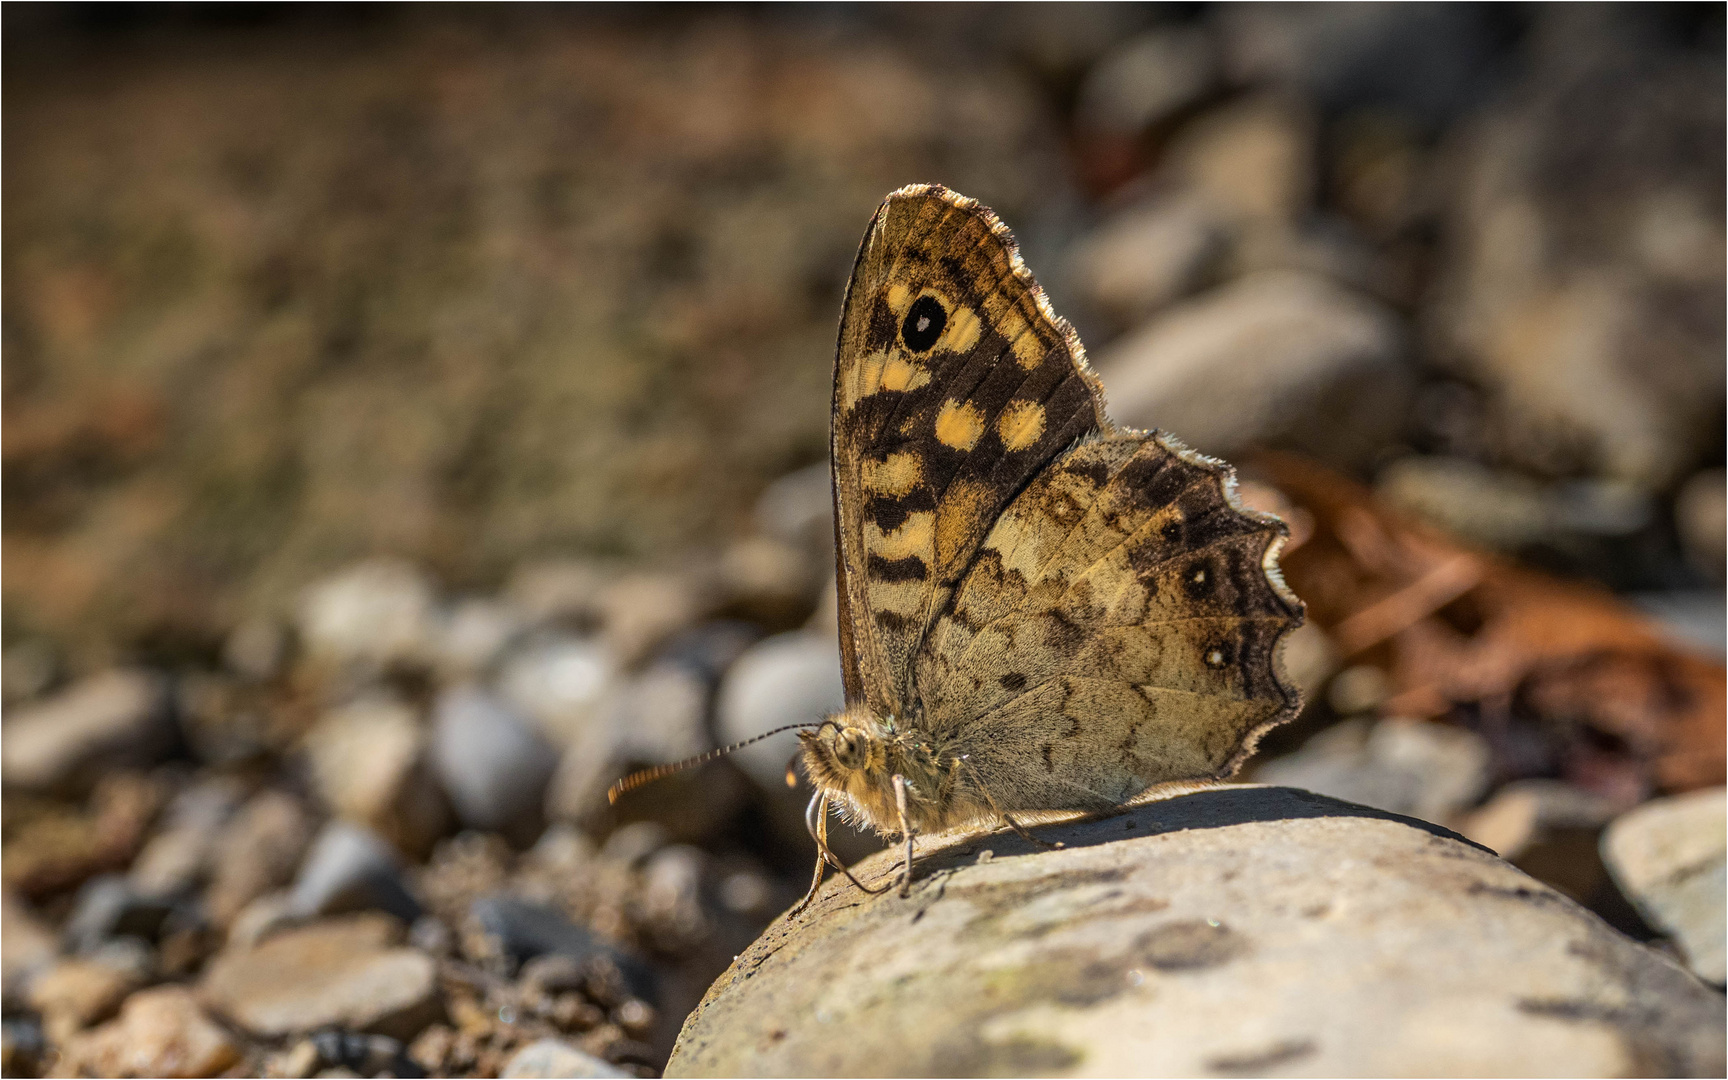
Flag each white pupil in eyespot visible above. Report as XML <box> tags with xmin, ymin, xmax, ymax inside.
<box><xmin>916</xmin><ymin>316</ymin><xmax>931</xmax><ymax>331</ymax></box>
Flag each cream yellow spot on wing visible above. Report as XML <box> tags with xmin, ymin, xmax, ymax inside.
<box><xmin>939</xmin><ymin>304</ymin><xmax>983</xmax><ymax>353</ymax></box>
<box><xmin>935</xmin><ymin>399</ymin><xmax>984</xmax><ymax>451</ymax></box>
<box><xmin>862</xmin><ymin>451</ymin><xmax>923</xmax><ymax>496</ymax></box>
<box><xmin>935</xmin><ymin>478</ymin><xmax>994</xmax><ymax>578</ymax></box>
<box><xmin>842</xmin><ymin>351</ymin><xmax>889</xmax><ymax>411</ymax></box>
<box><xmin>881</xmin><ymin>355</ymin><xmax>931</xmax><ymax>393</ymax></box>
<box><xmin>1010</xmin><ymin>329</ymin><xmax>1047</xmax><ymax>369</ymax></box>
<box><xmin>983</xmin><ymin>507</ymin><xmax>1061</xmax><ymax>583</ymax></box>
<box><xmin>869</xmin><ymin>579</ymin><xmax>925</xmax><ymax>617</ymax></box>
<box><xmin>996</xmin><ymin>400</ymin><xmax>1046</xmax><ymax>451</ymax></box>
<box><xmin>978</xmin><ymin>290</ymin><xmax>1048</xmax><ymax>369</ymax></box>
<box><xmin>886</xmin><ymin>283</ymin><xmax>914</xmax><ymax>317</ymax></box>
<box><xmin>994</xmin><ymin>306</ymin><xmax>1029</xmax><ymax>353</ymax></box>
<box><xmin>865</xmin><ymin>510</ymin><xmax>934</xmax><ymax>560</ymax></box>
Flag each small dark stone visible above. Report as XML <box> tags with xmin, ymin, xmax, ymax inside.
<box><xmin>470</xmin><ymin>896</ymin><xmax>656</xmax><ymax>1002</ymax></box>
<box><xmin>2</xmin><ymin>1014</ymin><xmax>45</xmax><ymax>1076</ymax></box>
<box><xmin>63</xmin><ymin>875</ymin><xmax>174</xmax><ymax>951</ymax></box>
<box><xmin>471</xmin><ymin>896</ymin><xmax>600</xmax><ymax>964</ymax></box>
<box><xmin>312</xmin><ymin>1028</ymin><xmax>427</xmax><ymax>1078</ymax></box>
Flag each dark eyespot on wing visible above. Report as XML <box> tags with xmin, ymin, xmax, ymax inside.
<box><xmin>902</xmin><ymin>295</ymin><xmax>947</xmax><ymax>352</ymax></box>
<box><xmin>1000</xmin><ymin>671</ymin><xmax>1027</xmax><ymax>692</ymax></box>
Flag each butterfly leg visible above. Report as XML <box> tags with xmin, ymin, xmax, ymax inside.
<box><xmin>1001</xmin><ymin>812</ymin><xmax>1063</xmax><ymax>851</ymax></box>
<box><xmin>793</xmin><ymin>790</ymin><xmax>890</xmax><ymax>916</ymax></box>
<box><xmin>892</xmin><ymin>774</ymin><xmax>915</xmax><ymax>898</ymax></box>
<box><xmin>817</xmin><ymin>790</ymin><xmax>895</xmax><ymax>898</ymax></box>
<box><xmin>789</xmin><ymin>792</ymin><xmax>832</xmax><ymax>916</ymax></box>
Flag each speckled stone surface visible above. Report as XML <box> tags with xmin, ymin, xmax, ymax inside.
<box><xmin>667</xmin><ymin>786</ymin><xmax>1725</xmax><ymax>1077</ymax></box>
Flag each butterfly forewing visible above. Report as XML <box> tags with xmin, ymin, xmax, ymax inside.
<box><xmin>831</xmin><ymin>185</ymin><xmax>1108</xmax><ymax>719</ymax></box>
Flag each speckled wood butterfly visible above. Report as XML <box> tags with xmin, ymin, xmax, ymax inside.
<box><xmin>615</xmin><ymin>185</ymin><xmax>1304</xmax><ymax>913</ymax></box>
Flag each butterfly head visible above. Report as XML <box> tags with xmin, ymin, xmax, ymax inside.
<box><xmin>797</xmin><ymin>705</ymin><xmax>959</xmax><ymax>836</ymax></box>
<box><xmin>798</xmin><ymin>705</ymin><xmax>890</xmax><ymax>791</ymax></box>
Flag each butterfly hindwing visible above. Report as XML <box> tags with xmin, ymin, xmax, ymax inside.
<box><xmin>914</xmin><ymin>432</ymin><xmax>1304</xmax><ymax>810</ymax></box>
<box><xmin>831</xmin><ymin>185</ymin><xmax>1109</xmax><ymax>718</ymax></box>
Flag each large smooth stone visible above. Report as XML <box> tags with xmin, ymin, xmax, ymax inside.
<box><xmin>58</xmin><ymin>986</ymin><xmax>243</xmax><ymax>1079</ymax></box>
<box><xmin>200</xmin><ymin>913</ymin><xmax>440</xmax><ymax>1040</ymax></box>
<box><xmin>1</xmin><ymin>669</ymin><xmax>172</xmax><ymax>793</ymax></box>
<box><xmin>667</xmin><ymin>787</ymin><xmax>1724</xmax><ymax>1077</ymax></box>
<box><xmin>1601</xmin><ymin>787</ymin><xmax>1726</xmax><ymax>984</ymax></box>
<box><xmin>1090</xmin><ymin>270</ymin><xmax>1410</xmax><ymax>473</ymax></box>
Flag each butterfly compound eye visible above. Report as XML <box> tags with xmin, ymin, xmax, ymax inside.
<box><xmin>834</xmin><ymin>728</ymin><xmax>867</xmax><ymax>770</ymax></box>
<box><xmin>900</xmin><ymin>295</ymin><xmax>947</xmax><ymax>352</ymax></box>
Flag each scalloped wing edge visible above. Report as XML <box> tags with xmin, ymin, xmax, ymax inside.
<box><xmin>1147</xmin><ymin>427</ymin><xmax>1307</xmax><ymax>777</ymax></box>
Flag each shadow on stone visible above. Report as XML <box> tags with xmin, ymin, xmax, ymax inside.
<box><xmin>910</xmin><ymin>784</ymin><xmax>1495</xmax><ymax>880</ymax></box>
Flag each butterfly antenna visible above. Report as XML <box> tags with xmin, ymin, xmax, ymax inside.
<box><xmin>607</xmin><ymin>722</ymin><xmax>825</xmax><ymax>804</ymax></box>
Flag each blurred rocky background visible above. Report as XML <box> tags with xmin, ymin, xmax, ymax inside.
<box><xmin>2</xmin><ymin>4</ymin><xmax>1722</xmax><ymax>1077</ymax></box>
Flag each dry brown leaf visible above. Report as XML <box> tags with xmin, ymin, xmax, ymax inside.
<box><xmin>1252</xmin><ymin>452</ymin><xmax>1724</xmax><ymax>795</ymax></box>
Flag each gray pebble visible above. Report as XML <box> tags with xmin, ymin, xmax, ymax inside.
<box><xmin>501</xmin><ymin>1038</ymin><xmax>629</xmax><ymax>1079</ymax></box>
<box><xmin>63</xmin><ymin>876</ymin><xmax>172</xmax><ymax>953</ymax></box>
<box><xmin>430</xmin><ymin>685</ymin><xmax>556</xmax><ymax>833</ymax></box>
<box><xmin>288</xmin><ymin>822</ymin><xmax>421</xmax><ymax>923</ymax></box>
